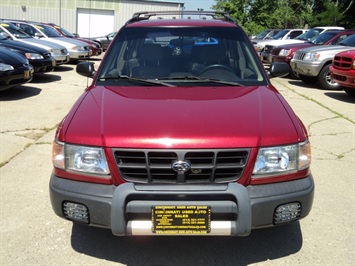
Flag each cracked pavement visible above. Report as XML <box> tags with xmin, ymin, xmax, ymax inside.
<box><xmin>0</xmin><ymin>61</ymin><xmax>354</xmax><ymax>265</ymax></box>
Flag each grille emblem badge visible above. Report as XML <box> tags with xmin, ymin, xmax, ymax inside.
<box><xmin>172</xmin><ymin>160</ymin><xmax>191</xmax><ymax>173</ymax></box>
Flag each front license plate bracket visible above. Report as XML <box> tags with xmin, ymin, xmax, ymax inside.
<box><xmin>152</xmin><ymin>205</ymin><xmax>211</xmax><ymax>235</ymax></box>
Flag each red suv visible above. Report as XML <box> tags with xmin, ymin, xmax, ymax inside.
<box><xmin>330</xmin><ymin>49</ymin><xmax>355</xmax><ymax>96</ymax></box>
<box><xmin>49</xmin><ymin>11</ymin><xmax>314</xmax><ymax>236</ymax></box>
<box><xmin>271</xmin><ymin>30</ymin><xmax>355</xmax><ymax>78</ymax></box>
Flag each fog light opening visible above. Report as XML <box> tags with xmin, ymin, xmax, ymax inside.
<box><xmin>63</xmin><ymin>202</ymin><xmax>90</xmax><ymax>224</ymax></box>
<box><xmin>274</xmin><ymin>202</ymin><xmax>301</xmax><ymax>225</ymax></box>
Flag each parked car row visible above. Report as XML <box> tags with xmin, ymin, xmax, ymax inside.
<box><xmin>0</xmin><ymin>20</ymin><xmax>104</xmax><ymax>91</ymax></box>
<box><xmin>255</xmin><ymin>26</ymin><xmax>355</xmax><ymax>96</ymax></box>
<box><xmin>290</xmin><ymin>34</ymin><xmax>355</xmax><ymax>91</ymax></box>
<box><xmin>253</xmin><ymin>28</ymin><xmax>309</xmax><ymax>53</ymax></box>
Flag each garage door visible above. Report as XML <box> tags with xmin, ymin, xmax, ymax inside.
<box><xmin>77</xmin><ymin>8</ymin><xmax>114</xmax><ymax>38</ymax></box>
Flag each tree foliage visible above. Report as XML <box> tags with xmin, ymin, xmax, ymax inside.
<box><xmin>212</xmin><ymin>0</ymin><xmax>354</xmax><ymax>36</ymax></box>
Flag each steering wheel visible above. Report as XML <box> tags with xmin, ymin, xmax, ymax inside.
<box><xmin>199</xmin><ymin>64</ymin><xmax>234</xmax><ymax>75</ymax></box>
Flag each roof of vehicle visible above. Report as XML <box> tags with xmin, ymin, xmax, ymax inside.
<box><xmin>313</xmin><ymin>26</ymin><xmax>345</xmax><ymax>30</ymax></box>
<box><xmin>274</xmin><ymin>30</ymin><xmax>355</xmax><ymax>49</ymax></box>
<box><xmin>124</xmin><ymin>11</ymin><xmax>238</xmax><ymax>28</ymax></box>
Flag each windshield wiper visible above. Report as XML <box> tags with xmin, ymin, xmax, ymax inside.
<box><xmin>160</xmin><ymin>75</ymin><xmax>242</xmax><ymax>86</ymax></box>
<box><xmin>98</xmin><ymin>75</ymin><xmax>175</xmax><ymax>87</ymax></box>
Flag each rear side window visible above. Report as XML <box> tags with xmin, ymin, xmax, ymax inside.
<box><xmin>97</xmin><ymin>26</ymin><xmax>267</xmax><ymax>86</ymax></box>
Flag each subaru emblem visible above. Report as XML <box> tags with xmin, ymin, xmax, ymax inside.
<box><xmin>172</xmin><ymin>160</ymin><xmax>191</xmax><ymax>173</ymax></box>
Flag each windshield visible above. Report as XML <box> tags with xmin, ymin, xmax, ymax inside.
<box><xmin>297</xmin><ymin>28</ymin><xmax>324</xmax><ymax>42</ymax></box>
<box><xmin>34</xmin><ymin>24</ymin><xmax>62</xmax><ymax>37</ymax></box>
<box><xmin>0</xmin><ymin>23</ymin><xmax>31</xmax><ymax>39</ymax></box>
<box><xmin>272</xmin><ymin>30</ymin><xmax>289</xmax><ymax>40</ymax></box>
<box><xmin>52</xmin><ymin>24</ymin><xmax>75</xmax><ymax>37</ymax></box>
<box><xmin>254</xmin><ymin>30</ymin><xmax>271</xmax><ymax>40</ymax></box>
<box><xmin>311</xmin><ymin>31</ymin><xmax>339</xmax><ymax>44</ymax></box>
<box><xmin>97</xmin><ymin>26</ymin><xmax>266</xmax><ymax>87</ymax></box>
<box><xmin>338</xmin><ymin>34</ymin><xmax>355</xmax><ymax>46</ymax></box>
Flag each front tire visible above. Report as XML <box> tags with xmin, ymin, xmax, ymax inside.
<box><xmin>318</xmin><ymin>63</ymin><xmax>341</xmax><ymax>90</ymax></box>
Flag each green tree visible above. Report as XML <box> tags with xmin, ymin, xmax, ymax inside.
<box><xmin>212</xmin><ymin>0</ymin><xmax>354</xmax><ymax>35</ymax></box>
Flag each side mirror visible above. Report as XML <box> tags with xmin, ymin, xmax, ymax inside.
<box><xmin>76</xmin><ymin>61</ymin><xmax>96</xmax><ymax>78</ymax></box>
<box><xmin>268</xmin><ymin>62</ymin><xmax>290</xmax><ymax>78</ymax></box>
<box><xmin>34</xmin><ymin>32</ymin><xmax>44</xmax><ymax>38</ymax></box>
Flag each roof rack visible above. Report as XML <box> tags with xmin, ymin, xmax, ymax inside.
<box><xmin>128</xmin><ymin>10</ymin><xmax>235</xmax><ymax>24</ymax></box>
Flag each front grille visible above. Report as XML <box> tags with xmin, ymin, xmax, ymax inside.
<box><xmin>333</xmin><ymin>55</ymin><xmax>353</xmax><ymax>70</ymax></box>
<box><xmin>113</xmin><ymin>149</ymin><xmax>250</xmax><ymax>184</ymax></box>
<box><xmin>293</xmin><ymin>52</ymin><xmax>306</xmax><ymax>61</ymax></box>
<box><xmin>332</xmin><ymin>73</ymin><xmax>347</xmax><ymax>82</ymax></box>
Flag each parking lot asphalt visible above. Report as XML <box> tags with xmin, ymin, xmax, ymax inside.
<box><xmin>0</xmin><ymin>57</ymin><xmax>354</xmax><ymax>265</ymax></box>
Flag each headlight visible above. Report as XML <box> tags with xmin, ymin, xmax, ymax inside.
<box><xmin>279</xmin><ymin>49</ymin><xmax>290</xmax><ymax>56</ymax></box>
<box><xmin>254</xmin><ymin>44</ymin><xmax>262</xmax><ymax>52</ymax></box>
<box><xmin>72</xmin><ymin>46</ymin><xmax>86</xmax><ymax>51</ymax></box>
<box><xmin>0</xmin><ymin>63</ymin><xmax>14</xmax><ymax>71</ymax></box>
<box><xmin>253</xmin><ymin>140</ymin><xmax>311</xmax><ymax>176</ymax></box>
<box><xmin>50</xmin><ymin>49</ymin><xmax>61</xmax><ymax>55</ymax></box>
<box><xmin>52</xmin><ymin>141</ymin><xmax>110</xmax><ymax>175</ymax></box>
<box><xmin>302</xmin><ymin>52</ymin><xmax>320</xmax><ymax>62</ymax></box>
<box><xmin>25</xmin><ymin>53</ymin><xmax>44</xmax><ymax>60</ymax></box>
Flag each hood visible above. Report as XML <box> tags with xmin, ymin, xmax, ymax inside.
<box><xmin>0</xmin><ymin>39</ymin><xmax>48</xmax><ymax>54</ymax></box>
<box><xmin>63</xmin><ymin>85</ymin><xmax>301</xmax><ymax>149</ymax></box>
<box><xmin>0</xmin><ymin>47</ymin><xmax>28</xmax><ymax>65</ymax></box>
<box><xmin>18</xmin><ymin>38</ymin><xmax>66</xmax><ymax>50</ymax></box>
<box><xmin>298</xmin><ymin>45</ymin><xmax>355</xmax><ymax>53</ymax></box>
<box><xmin>39</xmin><ymin>37</ymin><xmax>86</xmax><ymax>50</ymax></box>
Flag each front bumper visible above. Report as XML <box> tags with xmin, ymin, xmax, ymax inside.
<box><xmin>31</xmin><ymin>58</ymin><xmax>56</xmax><ymax>73</ymax></box>
<box><xmin>290</xmin><ymin>60</ymin><xmax>322</xmax><ymax>77</ymax></box>
<box><xmin>68</xmin><ymin>50</ymin><xmax>91</xmax><ymax>60</ymax></box>
<box><xmin>330</xmin><ymin>67</ymin><xmax>355</xmax><ymax>88</ymax></box>
<box><xmin>53</xmin><ymin>55</ymin><xmax>70</xmax><ymax>65</ymax></box>
<box><xmin>50</xmin><ymin>174</ymin><xmax>314</xmax><ymax>236</ymax></box>
<box><xmin>0</xmin><ymin>65</ymin><xmax>34</xmax><ymax>91</ymax></box>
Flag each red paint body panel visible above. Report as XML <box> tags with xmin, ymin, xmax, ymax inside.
<box><xmin>330</xmin><ymin>49</ymin><xmax>355</xmax><ymax>89</ymax></box>
<box><xmin>62</xmin><ymin>85</ymin><xmax>302</xmax><ymax>149</ymax></box>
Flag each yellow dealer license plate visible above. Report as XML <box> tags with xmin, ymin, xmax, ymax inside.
<box><xmin>23</xmin><ymin>70</ymin><xmax>30</xmax><ymax>79</ymax></box>
<box><xmin>152</xmin><ymin>205</ymin><xmax>211</xmax><ymax>235</ymax></box>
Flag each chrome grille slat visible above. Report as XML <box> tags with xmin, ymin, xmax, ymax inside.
<box><xmin>293</xmin><ymin>52</ymin><xmax>306</xmax><ymax>61</ymax></box>
<box><xmin>113</xmin><ymin>149</ymin><xmax>249</xmax><ymax>184</ymax></box>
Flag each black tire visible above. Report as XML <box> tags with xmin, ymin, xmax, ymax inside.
<box><xmin>344</xmin><ymin>88</ymin><xmax>355</xmax><ymax>97</ymax></box>
<box><xmin>317</xmin><ymin>63</ymin><xmax>341</xmax><ymax>90</ymax></box>
<box><xmin>299</xmin><ymin>74</ymin><xmax>317</xmax><ymax>84</ymax></box>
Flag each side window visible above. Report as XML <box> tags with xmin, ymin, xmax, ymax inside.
<box><xmin>289</xmin><ymin>31</ymin><xmax>302</xmax><ymax>39</ymax></box>
<box><xmin>20</xmin><ymin>25</ymin><xmax>34</xmax><ymax>36</ymax></box>
<box><xmin>331</xmin><ymin>35</ymin><xmax>348</xmax><ymax>45</ymax></box>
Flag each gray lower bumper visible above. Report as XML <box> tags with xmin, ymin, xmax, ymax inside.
<box><xmin>49</xmin><ymin>174</ymin><xmax>314</xmax><ymax>236</ymax></box>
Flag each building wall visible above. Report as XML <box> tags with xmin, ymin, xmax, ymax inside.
<box><xmin>0</xmin><ymin>0</ymin><xmax>183</xmax><ymax>36</ymax></box>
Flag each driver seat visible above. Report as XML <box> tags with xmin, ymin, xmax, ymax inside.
<box><xmin>190</xmin><ymin>44</ymin><xmax>230</xmax><ymax>75</ymax></box>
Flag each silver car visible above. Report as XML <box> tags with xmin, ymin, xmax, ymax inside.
<box><xmin>9</xmin><ymin>21</ymin><xmax>91</xmax><ymax>61</ymax></box>
<box><xmin>0</xmin><ymin>22</ymin><xmax>69</xmax><ymax>65</ymax></box>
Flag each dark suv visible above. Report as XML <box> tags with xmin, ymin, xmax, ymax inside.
<box><xmin>50</xmin><ymin>11</ymin><xmax>314</xmax><ymax>236</ymax></box>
